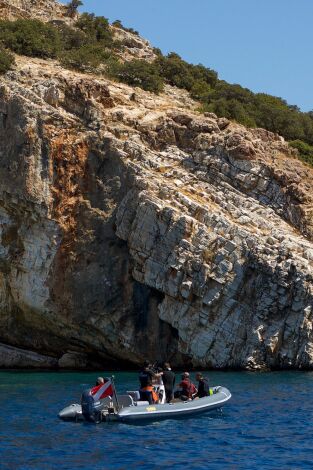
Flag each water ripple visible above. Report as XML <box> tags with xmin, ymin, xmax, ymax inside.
<box><xmin>1</xmin><ymin>371</ymin><xmax>313</xmax><ymax>469</ymax></box>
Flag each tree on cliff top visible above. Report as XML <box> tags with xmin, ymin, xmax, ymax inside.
<box><xmin>75</xmin><ymin>13</ymin><xmax>115</xmax><ymax>47</ymax></box>
<box><xmin>66</xmin><ymin>0</ymin><xmax>83</xmax><ymax>18</ymax></box>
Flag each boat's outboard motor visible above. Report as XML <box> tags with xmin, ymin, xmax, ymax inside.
<box><xmin>81</xmin><ymin>389</ymin><xmax>102</xmax><ymax>423</ymax></box>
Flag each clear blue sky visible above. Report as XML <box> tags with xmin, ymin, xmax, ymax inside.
<box><xmin>78</xmin><ymin>0</ymin><xmax>313</xmax><ymax>112</ymax></box>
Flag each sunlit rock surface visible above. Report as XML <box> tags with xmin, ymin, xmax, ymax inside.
<box><xmin>0</xmin><ymin>2</ymin><xmax>312</xmax><ymax>370</ymax></box>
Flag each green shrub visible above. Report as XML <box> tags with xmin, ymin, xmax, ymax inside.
<box><xmin>153</xmin><ymin>47</ymin><xmax>163</xmax><ymax>57</ymax></box>
<box><xmin>157</xmin><ymin>53</ymin><xmax>193</xmax><ymax>90</ymax></box>
<box><xmin>253</xmin><ymin>93</ymin><xmax>305</xmax><ymax>141</ymax></box>
<box><xmin>289</xmin><ymin>140</ymin><xmax>313</xmax><ymax>167</ymax></box>
<box><xmin>60</xmin><ymin>44</ymin><xmax>116</xmax><ymax>71</ymax></box>
<box><xmin>190</xmin><ymin>80</ymin><xmax>212</xmax><ymax>101</ymax></box>
<box><xmin>198</xmin><ymin>80</ymin><xmax>313</xmax><ymax>146</ymax></box>
<box><xmin>53</xmin><ymin>22</ymin><xmax>86</xmax><ymax>50</ymax></box>
<box><xmin>109</xmin><ymin>59</ymin><xmax>164</xmax><ymax>93</ymax></box>
<box><xmin>76</xmin><ymin>13</ymin><xmax>115</xmax><ymax>48</ymax></box>
<box><xmin>189</xmin><ymin>63</ymin><xmax>218</xmax><ymax>89</ymax></box>
<box><xmin>0</xmin><ymin>19</ymin><xmax>61</xmax><ymax>58</ymax></box>
<box><xmin>157</xmin><ymin>52</ymin><xmax>217</xmax><ymax>91</ymax></box>
<box><xmin>112</xmin><ymin>20</ymin><xmax>139</xmax><ymax>36</ymax></box>
<box><xmin>112</xmin><ymin>20</ymin><xmax>123</xmax><ymax>29</ymax></box>
<box><xmin>0</xmin><ymin>17</ymin><xmax>119</xmax><ymax>73</ymax></box>
<box><xmin>0</xmin><ymin>47</ymin><xmax>15</xmax><ymax>74</ymax></box>
<box><xmin>66</xmin><ymin>0</ymin><xmax>83</xmax><ymax>18</ymax></box>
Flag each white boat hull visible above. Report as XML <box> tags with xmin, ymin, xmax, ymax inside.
<box><xmin>117</xmin><ymin>386</ymin><xmax>231</xmax><ymax>422</ymax></box>
<box><xmin>58</xmin><ymin>386</ymin><xmax>231</xmax><ymax>423</ymax></box>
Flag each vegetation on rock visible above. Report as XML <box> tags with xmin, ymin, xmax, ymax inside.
<box><xmin>0</xmin><ymin>19</ymin><xmax>61</xmax><ymax>58</ymax></box>
<box><xmin>60</xmin><ymin>13</ymin><xmax>120</xmax><ymax>70</ymax></box>
<box><xmin>199</xmin><ymin>83</ymin><xmax>313</xmax><ymax>144</ymax></box>
<box><xmin>155</xmin><ymin>52</ymin><xmax>313</xmax><ymax>166</ymax></box>
<box><xmin>0</xmin><ymin>47</ymin><xmax>15</xmax><ymax>74</ymax></box>
<box><xmin>157</xmin><ymin>52</ymin><xmax>218</xmax><ymax>91</ymax></box>
<box><xmin>66</xmin><ymin>0</ymin><xmax>83</xmax><ymax>18</ymax></box>
<box><xmin>75</xmin><ymin>13</ymin><xmax>115</xmax><ymax>48</ymax></box>
<box><xmin>0</xmin><ymin>16</ymin><xmax>120</xmax><ymax>72</ymax></box>
<box><xmin>60</xmin><ymin>44</ymin><xmax>116</xmax><ymax>71</ymax></box>
<box><xmin>112</xmin><ymin>19</ymin><xmax>139</xmax><ymax>36</ymax></box>
<box><xmin>289</xmin><ymin>140</ymin><xmax>313</xmax><ymax>166</ymax></box>
<box><xmin>0</xmin><ymin>13</ymin><xmax>312</xmax><ymax>166</ymax></box>
<box><xmin>109</xmin><ymin>59</ymin><xmax>164</xmax><ymax>93</ymax></box>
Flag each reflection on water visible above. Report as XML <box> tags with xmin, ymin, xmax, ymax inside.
<box><xmin>1</xmin><ymin>370</ymin><xmax>313</xmax><ymax>469</ymax></box>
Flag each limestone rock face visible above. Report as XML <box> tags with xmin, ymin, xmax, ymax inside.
<box><xmin>0</xmin><ymin>343</ymin><xmax>57</xmax><ymax>368</ymax></box>
<box><xmin>112</xmin><ymin>26</ymin><xmax>156</xmax><ymax>63</ymax></box>
<box><xmin>0</xmin><ymin>55</ymin><xmax>312</xmax><ymax>369</ymax></box>
<box><xmin>0</xmin><ymin>0</ymin><xmax>69</xmax><ymax>22</ymax></box>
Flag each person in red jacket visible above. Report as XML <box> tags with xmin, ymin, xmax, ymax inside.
<box><xmin>178</xmin><ymin>372</ymin><xmax>197</xmax><ymax>400</ymax></box>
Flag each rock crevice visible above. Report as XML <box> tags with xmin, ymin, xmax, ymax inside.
<box><xmin>0</xmin><ymin>49</ymin><xmax>312</xmax><ymax>369</ymax></box>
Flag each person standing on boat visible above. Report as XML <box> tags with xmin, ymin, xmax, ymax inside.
<box><xmin>152</xmin><ymin>366</ymin><xmax>166</xmax><ymax>404</ymax></box>
<box><xmin>153</xmin><ymin>367</ymin><xmax>164</xmax><ymax>386</ymax></box>
<box><xmin>195</xmin><ymin>372</ymin><xmax>211</xmax><ymax>398</ymax></box>
<box><xmin>139</xmin><ymin>360</ymin><xmax>159</xmax><ymax>404</ymax></box>
<box><xmin>162</xmin><ymin>362</ymin><xmax>176</xmax><ymax>403</ymax></box>
<box><xmin>178</xmin><ymin>372</ymin><xmax>197</xmax><ymax>400</ymax></box>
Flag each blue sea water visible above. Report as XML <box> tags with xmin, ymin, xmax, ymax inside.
<box><xmin>1</xmin><ymin>370</ymin><xmax>313</xmax><ymax>469</ymax></box>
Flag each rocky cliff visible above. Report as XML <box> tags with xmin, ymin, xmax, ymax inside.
<box><xmin>0</xmin><ymin>0</ymin><xmax>68</xmax><ymax>22</ymax></box>
<box><xmin>0</xmin><ymin>3</ymin><xmax>312</xmax><ymax>370</ymax></box>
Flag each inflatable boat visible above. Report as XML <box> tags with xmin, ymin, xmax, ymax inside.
<box><xmin>58</xmin><ymin>385</ymin><xmax>231</xmax><ymax>423</ymax></box>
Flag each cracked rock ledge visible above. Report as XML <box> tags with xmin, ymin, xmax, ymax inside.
<box><xmin>0</xmin><ymin>4</ymin><xmax>312</xmax><ymax>370</ymax></box>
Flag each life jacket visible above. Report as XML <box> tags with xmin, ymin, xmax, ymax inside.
<box><xmin>140</xmin><ymin>385</ymin><xmax>158</xmax><ymax>403</ymax></box>
<box><xmin>188</xmin><ymin>382</ymin><xmax>197</xmax><ymax>397</ymax></box>
<box><xmin>180</xmin><ymin>379</ymin><xmax>197</xmax><ymax>398</ymax></box>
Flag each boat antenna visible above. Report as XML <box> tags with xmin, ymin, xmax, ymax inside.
<box><xmin>111</xmin><ymin>375</ymin><xmax>120</xmax><ymax>412</ymax></box>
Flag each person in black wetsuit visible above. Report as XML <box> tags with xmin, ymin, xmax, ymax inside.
<box><xmin>139</xmin><ymin>361</ymin><xmax>157</xmax><ymax>404</ymax></box>
<box><xmin>195</xmin><ymin>372</ymin><xmax>210</xmax><ymax>398</ymax></box>
<box><xmin>162</xmin><ymin>362</ymin><xmax>175</xmax><ymax>403</ymax></box>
